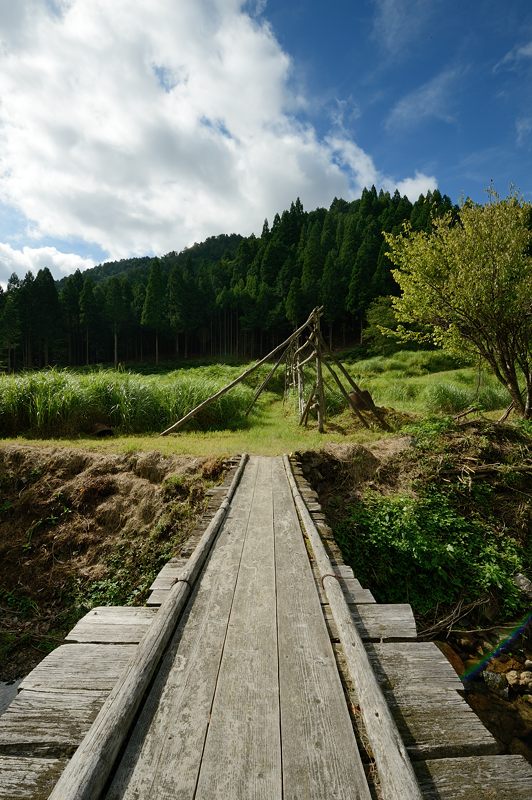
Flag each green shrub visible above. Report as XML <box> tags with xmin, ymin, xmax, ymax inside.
<box><xmin>335</xmin><ymin>491</ymin><xmax>523</xmax><ymax>617</ymax></box>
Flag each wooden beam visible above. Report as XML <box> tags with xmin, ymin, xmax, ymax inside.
<box><xmin>160</xmin><ymin>310</ymin><xmax>317</xmax><ymax>436</ymax></box>
<box><xmin>244</xmin><ymin>344</ymin><xmax>289</xmax><ymax>416</ymax></box>
<box><xmin>47</xmin><ymin>455</ymin><xmax>249</xmax><ymax>800</ymax></box>
<box><xmin>299</xmin><ymin>382</ymin><xmax>316</xmax><ymax>426</ymax></box>
<box><xmin>321</xmin><ymin>357</ymin><xmax>370</xmax><ymax>428</ymax></box>
<box><xmin>283</xmin><ymin>456</ymin><xmax>423</xmax><ymax>800</ymax></box>
<box><xmin>317</xmin><ymin>331</ymin><xmax>391</xmax><ymax>431</ymax></box>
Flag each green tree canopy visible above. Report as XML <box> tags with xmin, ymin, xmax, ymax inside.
<box><xmin>385</xmin><ymin>190</ymin><xmax>532</xmax><ymax>417</ymax></box>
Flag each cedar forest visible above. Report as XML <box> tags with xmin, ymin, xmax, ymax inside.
<box><xmin>0</xmin><ymin>187</ymin><xmax>455</xmax><ymax>370</ymax></box>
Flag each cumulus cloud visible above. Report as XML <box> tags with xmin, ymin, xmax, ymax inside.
<box><xmin>0</xmin><ymin>243</ymin><xmax>95</xmax><ymax>286</ymax></box>
<box><xmin>386</xmin><ymin>67</ymin><xmax>462</xmax><ymax>130</ymax></box>
<box><xmin>0</xmin><ymin>0</ymin><xmax>438</xmax><ymax>266</ymax></box>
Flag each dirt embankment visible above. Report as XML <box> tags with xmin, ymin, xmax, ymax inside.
<box><xmin>0</xmin><ymin>444</ymin><xmax>226</xmax><ymax>681</ymax></box>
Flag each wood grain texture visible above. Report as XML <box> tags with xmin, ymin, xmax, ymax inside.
<box><xmin>194</xmin><ymin>457</ymin><xmax>282</xmax><ymax>800</ymax></box>
<box><xmin>0</xmin><ymin>689</ymin><xmax>107</xmax><ymax>756</ymax></box>
<box><xmin>20</xmin><ymin>644</ymin><xmax>136</xmax><ymax>692</ymax></box>
<box><xmin>414</xmin><ymin>755</ymin><xmax>532</xmax><ymax>798</ymax></box>
<box><xmin>65</xmin><ymin>607</ymin><xmax>157</xmax><ymax>644</ymax></box>
<box><xmin>367</xmin><ymin>642</ymin><xmax>463</xmax><ymax>691</ymax></box>
<box><xmin>107</xmin><ymin>456</ymin><xmax>260</xmax><ymax>800</ymax></box>
<box><xmin>323</xmin><ymin>603</ymin><xmax>417</xmax><ymax>642</ymax></box>
<box><xmin>47</xmin><ymin>453</ymin><xmax>249</xmax><ymax>800</ymax></box>
<box><xmin>272</xmin><ymin>458</ymin><xmax>371</xmax><ymax>800</ymax></box>
<box><xmin>284</xmin><ymin>455</ymin><xmax>423</xmax><ymax>800</ymax></box>
<box><xmin>0</xmin><ymin>755</ymin><xmax>68</xmax><ymax>800</ymax></box>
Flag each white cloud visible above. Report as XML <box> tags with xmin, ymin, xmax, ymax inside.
<box><xmin>371</xmin><ymin>0</ymin><xmax>437</xmax><ymax>57</ymax></box>
<box><xmin>494</xmin><ymin>40</ymin><xmax>532</xmax><ymax>71</ymax></box>
<box><xmin>0</xmin><ymin>0</ymin><xmax>438</xmax><ymax>264</ymax></box>
<box><xmin>516</xmin><ymin>116</ymin><xmax>532</xmax><ymax>146</ymax></box>
<box><xmin>390</xmin><ymin>171</ymin><xmax>438</xmax><ymax>199</ymax></box>
<box><xmin>0</xmin><ymin>243</ymin><xmax>95</xmax><ymax>285</ymax></box>
<box><xmin>386</xmin><ymin>67</ymin><xmax>461</xmax><ymax>130</ymax></box>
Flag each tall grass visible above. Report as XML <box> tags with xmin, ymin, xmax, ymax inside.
<box><xmin>342</xmin><ymin>351</ymin><xmax>511</xmax><ymax>415</ymax></box>
<box><xmin>0</xmin><ymin>368</ymin><xmax>255</xmax><ymax>437</ymax></box>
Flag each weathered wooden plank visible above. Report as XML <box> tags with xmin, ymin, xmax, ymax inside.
<box><xmin>0</xmin><ymin>689</ymin><xmax>107</xmax><ymax>757</ymax></box>
<box><xmin>66</xmin><ymin>607</ymin><xmax>157</xmax><ymax>644</ymax></box>
<box><xmin>323</xmin><ymin>603</ymin><xmax>417</xmax><ymax>642</ymax></box>
<box><xmin>284</xmin><ymin>455</ymin><xmax>423</xmax><ymax>800</ymax></box>
<box><xmin>194</xmin><ymin>456</ymin><xmax>282</xmax><ymax>800</ymax></box>
<box><xmin>21</xmin><ymin>644</ymin><xmax>136</xmax><ymax>692</ymax></box>
<box><xmin>148</xmin><ymin>558</ymin><xmax>190</xmax><ymax>590</ymax></box>
<box><xmin>414</xmin><ymin>755</ymin><xmax>532</xmax><ymax>799</ymax></box>
<box><xmin>334</xmin><ymin>646</ymin><xmax>498</xmax><ymax>760</ymax></box>
<box><xmin>0</xmin><ymin>755</ymin><xmax>68</xmax><ymax>799</ymax></box>
<box><xmin>368</xmin><ymin>642</ymin><xmax>463</xmax><ymax>691</ymax></box>
<box><xmin>107</xmin><ymin>456</ymin><xmax>261</xmax><ymax>800</ymax></box>
<box><xmin>272</xmin><ymin>458</ymin><xmax>371</xmax><ymax>800</ymax></box>
<box><xmin>48</xmin><ymin>454</ymin><xmax>249</xmax><ymax>800</ymax></box>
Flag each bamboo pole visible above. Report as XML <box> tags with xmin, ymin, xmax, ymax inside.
<box><xmin>283</xmin><ymin>456</ymin><xmax>423</xmax><ymax>800</ymax></box>
<box><xmin>160</xmin><ymin>310</ymin><xmax>317</xmax><ymax>436</ymax></box>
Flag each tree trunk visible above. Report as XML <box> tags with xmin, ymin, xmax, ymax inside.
<box><xmin>86</xmin><ymin>328</ymin><xmax>89</xmax><ymax>366</ymax></box>
<box><xmin>114</xmin><ymin>327</ymin><xmax>118</xmax><ymax>368</ymax></box>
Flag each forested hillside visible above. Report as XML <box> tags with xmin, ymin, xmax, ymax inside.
<box><xmin>0</xmin><ymin>187</ymin><xmax>453</xmax><ymax>369</ymax></box>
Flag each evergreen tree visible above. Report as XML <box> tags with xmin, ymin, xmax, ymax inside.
<box><xmin>105</xmin><ymin>276</ymin><xmax>128</xmax><ymax>366</ymax></box>
<box><xmin>80</xmin><ymin>277</ymin><xmax>98</xmax><ymax>365</ymax></box>
<box><xmin>34</xmin><ymin>268</ymin><xmax>61</xmax><ymax>366</ymax></box>
<box><xmin>141</xmin><ymin>259</ymin><xmax>166</xmax><ymax>364</ymax></box>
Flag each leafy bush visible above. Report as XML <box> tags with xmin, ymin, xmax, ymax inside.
<box><xmin>335</xmin><ymin>490</ymin><xmax>523</xmax><ymax>617</ymax></box>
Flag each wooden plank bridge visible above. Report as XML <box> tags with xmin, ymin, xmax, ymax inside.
<box><xmin>0</xmin><ymin>455</ymin><xmax>531</xmax><ymax>799</ymax></box>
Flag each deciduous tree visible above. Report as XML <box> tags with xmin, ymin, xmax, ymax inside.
<box><xmin>385</xmin><ymin>191</ymin><xmax>532</xmax><ymax>417</ymax></box>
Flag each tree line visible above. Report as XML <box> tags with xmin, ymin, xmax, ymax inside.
<box><xmin>0</xmin><ymin>187</ymin><xmax>454</xmax><ymax>370</ymax></box>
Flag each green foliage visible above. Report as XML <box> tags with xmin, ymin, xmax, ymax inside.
<box><xmin>335</xmin><ymin>490</ymin><xmax>524</xmax><ymax>617</ymax></box>
<box><xmin>385</xmin><ymin>189</ymin><xmax>532</xmax><ymax>417</ymax></box>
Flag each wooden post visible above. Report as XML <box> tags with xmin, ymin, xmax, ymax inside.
<box><xmin>283</xmin><ymin>456</ymin><xmax>423</xmax><ymax>800</ymax></box>
<box><xmin>314</xmin><ymin>322</ymin><xmax>325</xmax><ymax>433</ymax></box>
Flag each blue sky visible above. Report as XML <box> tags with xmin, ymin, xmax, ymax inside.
<box><xmin>0</xmin><ymin>0</ymin><xmax>531</xmax><ymax>284</ymax></box>
<box><xmin>266</xmin><ymin>0</ymin><xmax>532</xmax><ymax>200</ymax></box>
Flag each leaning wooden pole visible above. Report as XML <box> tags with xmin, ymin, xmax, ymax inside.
<box><xmin>283</xmin><ymin>456</ymin><xmax>423</xmax><ymax>800</ymax></box>
<box><xmin>244</xmin><ymin>343</ymin><xmax>290</xmax><ymax>416</ymax></box>
<box><xmin>317</xmin><ymin>330</ymin><xmax>391</xmax><ymax>431</ymax></box>
<box><xmin>160</xmin><ymin>311</ymin><xmax>317</xmax><ymax>436</ymax></box>
<box><xmin>321</xmin><ymin>357</ymin><xmax>370</xmax><ymax>428</ymax></box>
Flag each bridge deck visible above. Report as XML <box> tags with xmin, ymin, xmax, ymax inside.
<box><xmin>1</xmin><ymin>454</ymin><xmax>531</xmax><ymax>799</ymax></box>
<box><xmin>106</xmin><ymin>455</ymin><xmax>370</xmax><ymax>799</ymax></box>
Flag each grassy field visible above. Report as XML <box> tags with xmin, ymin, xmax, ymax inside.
<box><xmin>0</xmin><ymin>350</ymin><xmax>515</xmax><ymax>452</ymax></box>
